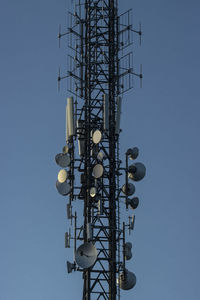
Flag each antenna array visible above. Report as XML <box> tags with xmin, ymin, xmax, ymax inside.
<box><xmin>55</xmin><ymin>1</ymin><xmax>145</xmax><ymax>299</ymax></box>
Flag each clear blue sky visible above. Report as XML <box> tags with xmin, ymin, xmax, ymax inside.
<box><xmin>0</xmin><ymin>0</ymin><xmax>200</xmax><ymax>299</ymax></box>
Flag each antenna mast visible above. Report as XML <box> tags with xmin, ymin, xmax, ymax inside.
<box><xmin>55</xmin><ymin>1</ymin><xmax>145</xmax><ymax>299</ymax></box>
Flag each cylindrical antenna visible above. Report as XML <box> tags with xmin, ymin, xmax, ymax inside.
<box><xmin>66</xmin><ymin>103</ymin><xmax>69</xmax><ymax>142</ymax></box>
<box><xmin>67</xmin><ymin>97</ymin><xmax>75</xmax><ymax>137</ymax></box>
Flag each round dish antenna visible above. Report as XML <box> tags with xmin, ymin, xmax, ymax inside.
<box><xmin>58</xmin><ymin>169</ymin><xmax>68</xmax><ymax>183</ymax></box>
<box><xmin>55</xmin><ymin>153</ymin><xmax>70</xmax><ymax>168</ymax></box>
<box><xmin>75</xmin><ymin>243</ymin><xmax>98</xmax><ymax>269</ymax></box>
<box><xmin>56</xmin><ymin>180</ymin><xmax>71</xmax><ymax>196</ymax></box>
<box><xmin>63</xmin><ymin>145</ymin><xmax>71</xmax><ymax>154</ymax></box>
<box><xmin>92</xmin><ymin>130</ymin><xmax>102</xmax><ymax>144</ymax></box>
<box><xmin>90</xmin><ymin>187</ymin><xmax>97</xmax><ymax>198</ymax></box>
<box><xmin>97</xmin><ymin>151</ymin><xmax>104</xmax><ymax>161</ymax></box>
<box><xmin>93</xmin><ymin>164</ymin><xmax>104</xmax><ymax>179</ymax></box>
<box><xmin>117</xmin><ymin>269</ymin><xmax>136</xmax><ymax>290</ymax></box>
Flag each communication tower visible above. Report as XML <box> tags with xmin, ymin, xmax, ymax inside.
<box><xmin>55</xmin><ymin>0</ymin><xmax>146</xmax><ymax>299</ymax></box>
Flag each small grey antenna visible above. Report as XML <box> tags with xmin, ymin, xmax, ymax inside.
<box><xmin>67</xmin><ymin>261</ymin><xmax>76</xmax><ymax>274</ymax></box>
<box><xmin>67</xmin><ymin>203</ymin><xmax>72</xmax><ymax>219</ymax></box>
<box><xmin>116</xmin><ymin>96</ymin><xmax>122</xmax><ymax>135</ymax></box>
<box><xmin>129</xmin><ymin>215</ymin><xmax>135</xmax><ymax>232</ymax></box>
<box><xmin>65</xmin><ymin>231</ymin><xmax>70</xmax><ymax>248</ymax></box>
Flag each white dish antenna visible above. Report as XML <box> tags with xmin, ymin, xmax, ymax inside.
<box><xmin>75</xmin><ymin>243</ymin><xmax>98</xmax><ymax>269</ymax></box>
<box><xmin>58</xmin><ymin>169</ymin><xmax>68</xmax><ymax>183</ymax></box>
<box><xmin>55</xmin><ymin>153</ymin><xmax>70</xmax><ymax>168</ymax></box>
<box><xmin>92</xmin><ymin>130</ymin><xmax>102</xmax><ymax>144</ymax></box>
<box><xmin>93</xmin><ymin>164</ymin><xmax>104</xmax><ymax>178</ymax></box>
<box><xmin>56</xmin><ymin>180</ymin><xmax>71</xmax><ymax>196</ymax></box>
<box><xmin>90</xmin><ymin>187</ymin><xmax>97</xmax><ymax>198</ymax></box>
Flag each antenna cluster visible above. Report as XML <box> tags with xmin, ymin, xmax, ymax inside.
<box><xmin>55</xmin><ymin>1</ymin><xmax>145</xmax><ymax>299</ymax></box>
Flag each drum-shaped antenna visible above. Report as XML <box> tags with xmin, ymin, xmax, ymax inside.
<box><xmin>58</xmin><ymin>169</ymin><xmax>68</xmax><ymax>183</ymax></box>
<box><xmin>122</xmin><ymin>183</ymin><xmax>135</xmax><ymax>196</ymax></box>
<box><xmin>75</xmin><ymin>243</ymin><xmax>98</xmax><ymax>269</ymax></box>
<box><xmin>93</xmin><ymin>164</ymin><xmax>104</xmax><ymax>179</ymax></box>
<box><xmin>67</xmin><ymin>261</ymin><xmax>75</xmax><ymax>274</ymax></box>
<box><xmin>55</xmin><ymin>153</ymin><xmax>70</xmax><ymax>168</ymax></box>
<box><xmin>92</xmin><ymin>130</ymin><xmax>102</xmax><ymax>144</ymax></box>
<box><xmin>126</xmin><ymin>147</ymin><xmax>139</xmax><ymax>160</ymax></box>
<box><xmin>117</xmin><ymin>269</ymin><xmax>136</xmax><ymax>290</ymax></box>
<box><xmin>128</xmin><ymin>162</ymin><xmax>146</xmax><ymax>182</ymax></box>
<box><xmin>56</xmin><ymin>180</ymin><xmax>71</xmax><ymax>196</ymax></box>
<box><xmin>127</xmin><ymin>197</ymin><xmax>139</xmax><ymax>210</ymax></box>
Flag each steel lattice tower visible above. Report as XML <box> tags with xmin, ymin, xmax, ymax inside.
<box><xmin>55</xmin><ymin>1</ymin><xmax>145</xmax><ymax>299</ymax></box>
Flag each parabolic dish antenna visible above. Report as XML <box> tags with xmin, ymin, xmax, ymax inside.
<box><xmin>58</xmin><ymin>169</ymin><xmax>68</xmax><ymax>183</ymax></box>
<box><xmin>117</xmin><ymin>269</ymin><xmax>136</xmax><ymax>290</ymax></box>
<box><xmin>97</xmin><ymin>151</ymin><xmax>104</xmax><ymax>161</ymax></box>
<box><xmin>93</xmin><ymin>164</ymin><xmax>103</xmax><ymax>179</ymax></box>
<box><xmin>75</xmin><ymin>243</ymin><xmax>98</xmax><ymax>269</ymax></box>
<box><xmin>62</xmin><ymin>145</ymin><xmax>70</xmax><ymax>154</ymax></box>
<box><xmin>90</xmin><ymin>187</ymin><xmax>97</xmax><ymax>198</ymax></box>
<box><xmin>92</xmin><ymin>130</ymin><xmax>102</xmax><ymax>144</ymax></box>
<box><xmin>56</xmin><ymin>180</ymin><xmax>71</xmax><ymax>196</ymax></box>
<box><xmin>55</xmin><ymin>153</ymin><xmax>70</xmax><ymax>168</ymax></box>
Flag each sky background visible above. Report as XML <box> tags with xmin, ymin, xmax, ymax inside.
<box><xmin>0</xmin><ymin>0</ymin><xmax>200</xmax><ymax>299</ymax></box>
